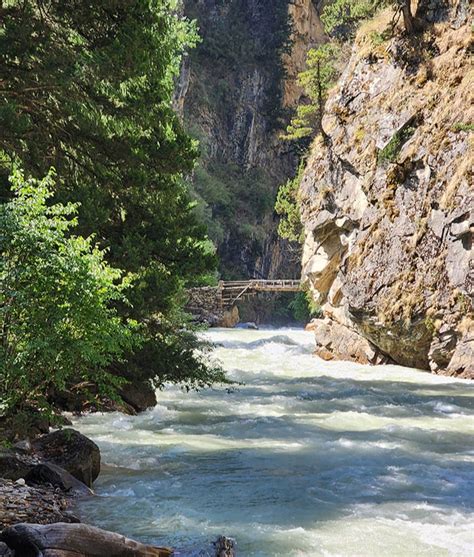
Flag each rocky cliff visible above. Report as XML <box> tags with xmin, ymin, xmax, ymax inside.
<box><xmin>180</xmin><ymin>0</ymin><xmax>324</xmax><ymax>279</ymax></box>
<box><xmin>300</xmin><ymin>0</ymin><xmax>473</xmax><ymax>377</ymax></box>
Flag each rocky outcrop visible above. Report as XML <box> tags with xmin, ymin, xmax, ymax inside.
<box><xmin>186</xmin><ymin>286</ymin><xmax>240</xmax><ymax>327</ymax></box>
<box><xmin>300</xmin><ymin>1</ymin><xmax>473</xmax><ymax>377</ymax></box>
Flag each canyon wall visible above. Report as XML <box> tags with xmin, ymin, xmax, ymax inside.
<box><xmin>300</xmin><ymin>0</ymin><xmax>473</xmax><ymax>377</ymax></box>
<box><xmin>180</xmin><ymin>0</ymin><xmax>324</xmax><ymax>279</ymax></box>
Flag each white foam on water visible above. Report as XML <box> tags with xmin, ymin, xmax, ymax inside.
<box><xmin>74</xmin><ymin>328</ymin><xmax>474</xmax><ymax>556</ymax></box>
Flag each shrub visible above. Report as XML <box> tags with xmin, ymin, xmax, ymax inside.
<box><xmin>0</xmin><ymin>168</ymin><xmax>139</xmax><ymax>416</ymax></box>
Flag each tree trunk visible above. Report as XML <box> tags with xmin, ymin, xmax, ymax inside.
<box><xmin>317</xmin><ymin>61</ymin><xmax>328</xmax><ymax>143</ymax></box>
<box><xmin>0</xmin><ymin>523</ymin><xmax>173</xmax><ymax>557</ymax></box>
<box><xmin>401</xmin><ymin>1</ymin><xmax>415</xmax><ymax>33</ymax></box>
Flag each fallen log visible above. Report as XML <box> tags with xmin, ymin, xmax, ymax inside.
<box><xmin>0</xmin><ymin>523</ymin><xmax>173</xmax><ymax>557</ymax></box>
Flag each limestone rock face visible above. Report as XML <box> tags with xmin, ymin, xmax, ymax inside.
<box><xmin>300</xmin><ymin>1</ymin><xmax>473</xmax><ymax>377</ymax></box>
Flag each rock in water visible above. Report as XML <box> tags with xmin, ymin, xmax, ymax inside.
<box><xmin>119</xmin><ymin>380</ymin><xmax>157</xmax><ymax>413</ymax></box>
<box><xmin>32</xmin><ymin>429</ymin><xmax>100</xmax><ymax>487</ymax></box>
<box><xmin>0</xmin><ymin>523</ymin><xmax>173</xmax><ymax>557</ymax></box>
<box><xmin>213</xmin><ymin>536</ymin><xmax>236</xmax><ymax>557</ymax></box>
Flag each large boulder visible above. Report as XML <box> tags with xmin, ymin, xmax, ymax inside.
<box><xmin>0</xmin><ymin>450</ymin><xmax>37</xmax><ymax>481</ymax></box>
<box><xmin>119</xmin><ymin>380</ymin><xmax>157</xmax><ymax>413</ymax></box>
<box><xmin>0</xmin><ymin>523</ymin><xmax>172</xmax><ymax>557</ymax></box>
<box><xmin>32</xmin><ymin>429</ymin><xmax>100</xmax><ymax>488</ymax></box>
<box><xmin>24</xmin><ymin>462</ymin><xmax>93</xmax><ymax>496</ymax></box>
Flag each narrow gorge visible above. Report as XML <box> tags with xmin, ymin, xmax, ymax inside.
<box><xmin>0</xmin><ymin>1</ymin><xmax>473</xmax><ymax>556</ymax></box>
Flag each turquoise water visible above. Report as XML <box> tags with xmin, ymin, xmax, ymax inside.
<box><xmin>74</xmin><ymin>328</ymin><xmax>474</xmax><ymax>556</ymax></box>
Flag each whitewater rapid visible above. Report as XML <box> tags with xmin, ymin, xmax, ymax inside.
<box><xmin>74</xmin><ymin>328</ymin><xmax>474</xmax><ymax>556</ymax></box>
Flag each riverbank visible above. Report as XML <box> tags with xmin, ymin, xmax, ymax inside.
<box><xmin>0</xmin><ymin>428</ymin><xmax>173</xmax><ymax>556</ymax></box>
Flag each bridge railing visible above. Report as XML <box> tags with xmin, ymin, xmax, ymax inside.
<box><xmin>219</xmin><ymin>279</ymin><xmax>301</xmax><ymax>306</ymax></box>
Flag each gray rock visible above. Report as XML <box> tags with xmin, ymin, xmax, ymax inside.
<box><xmin>24</xmin><ymin>462</ymin><xmax>93</xmax><ymax>496</ymax></box>
<box><xmin>120</xmin><ymin>380</ymin><xmax>157</xmax><ymax>413</ymax></box>
<box><xmin>32</xmin><ymin>429</ymin><xmax>100</xmax><ymax>488</ymax></box>
<box><xmin>0</xmin><ymin>449</ymin><xmax>36</xmax><ymax>481</ymax></box>
<box><xmin>299</xmin><ymin>5</ymin><xmax>473</xmax><ymax>377</ymax></box>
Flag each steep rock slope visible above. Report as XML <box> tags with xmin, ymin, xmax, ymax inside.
<box><xmin>179</xmin><ymin>0</ymin><xmax>324</xmax><ymax>279</ymax></box>
<box><xmin>300</xmin><ymin>1</ymin><xmax>473</xmax><ymax>376</ymax></box>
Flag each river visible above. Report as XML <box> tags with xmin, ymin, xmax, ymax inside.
<box><xmin>74</xmin><ymin>328</ymin><xmax>474</xmax><ymax>556</ymax></box>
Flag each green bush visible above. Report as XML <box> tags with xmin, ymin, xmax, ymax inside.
<box><xmin>0</xmin><ymin>168</ymin><xmax>139</xmax><ymax>416</ymax></box>
<box><xmin>275</xmin><ymin>162</ymin><xmax>305</xmax><ymax>242</ymax></box>
<box><xmin>289</xmin><ymin>291</ymin><xmax>321</xmax><ymax>323</ymax></box>
<box><xmin>378</xmin><ymin>124</ymin><xmax>416</xmax><ymax>164</ymax></box>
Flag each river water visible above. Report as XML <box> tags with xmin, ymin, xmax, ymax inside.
<box><xmin>74</xmin><ymin>328</ymin><xmax>474</xmax><ymax>556</ymax></box>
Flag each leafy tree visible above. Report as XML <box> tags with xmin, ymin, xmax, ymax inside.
<box><xmin>0</xmin><ymin>169</ymin><xmax>138</xmax><ymax>416</ymax></box>
<box><xmin>0</xmin><ymin>1</ymin><xmax>223</xmax><ymax>394</ymax></box>
<box><xmin>275</xmin><ymin>162</ymin><xmax>305</xmax><ymax>242</ymax></box>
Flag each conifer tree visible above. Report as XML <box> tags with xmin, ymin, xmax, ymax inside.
<box><xmin>0</xmin><ymin>1</ymin><xmax>225</xmax><ymax>396</ymax></box>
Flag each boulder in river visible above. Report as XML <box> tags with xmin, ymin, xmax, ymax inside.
<box><xmin>31</xmin><ymin>429</ymin><xmax>100</xmax><ymax>487</ymax></box>
<box><xmin>213</xmin><ymin>536</ymin><xmax>236</xmax><ymax>557</ymax></box>
<box><xmin>119</xmin><ymin>380</ymin><xmax>157</xmax><ymax>413</ymax></box>
<box><xmin>0</xmin><ymin>523</ymin><xmax>173</xmax><ymax>557</ymax></box>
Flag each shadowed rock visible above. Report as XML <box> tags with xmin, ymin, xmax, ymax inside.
<box><xmin>32</xmin><ymin>429</ymin><xmax>100</xmax><ymax>487</ymax></box>
<box><xmin>25</xmin><ymin>462</ymin><xmax>93</xmax><ymax>496</ymax></box>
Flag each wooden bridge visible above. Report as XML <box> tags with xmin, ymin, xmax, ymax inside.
<box><xmin>219</xmin><ymin>279</ymin><xmax>301</xmax><ymax>307</ymax></box>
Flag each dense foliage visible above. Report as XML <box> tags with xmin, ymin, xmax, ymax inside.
<box><xmin>0</xmin><ymin>169</ymin><xmax>137</xmax><ymax>415</ymax></box>
<box><xmin>275</xmin><ymin>162</ymin><xmax>305</xmax><ymax>242</ymax></box>
<box><xmin>322</xmin><ymin>0</ymin><xmax>417</xmax><ymax>36</ymax></box>
<box><xmin>0</xmin><ymin>0</ymin><xmax>227</xmax><ymax>415</ymax></box>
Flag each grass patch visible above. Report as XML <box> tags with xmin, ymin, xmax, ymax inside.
<box><xmin>378</xmin><ymin>124</ymin><xmax>416</xmax><ymax>165</ymax></box>
<box><xmin>452</xmin><ymin>122</ymin><xmax>474</xmax><ymax>133</ymax></box>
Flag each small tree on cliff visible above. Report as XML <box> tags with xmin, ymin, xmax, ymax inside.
<box><xmin>321</xmin><ymin>0</ymin><xmax>418</xmax><ymax>37</ymax></box>
<box><xmin>282</xmin><ymin>43</ymin><xmax>338</xmax><ymax>142</ymax></box>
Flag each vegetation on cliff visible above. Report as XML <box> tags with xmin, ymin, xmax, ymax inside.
<box><xmin>0</xmin><ymin>1</ymin><xmax>227</xmax><ymax>420</ymax></box>
<box><xmin>276</xmin><ymin>0</ymin><xmax>421</xmax><ymax>243</ymax></box>
<box><xmin>182</xmin><ymin>0</ymin><xmax>296</xmax><ymax>279</ymax></box>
